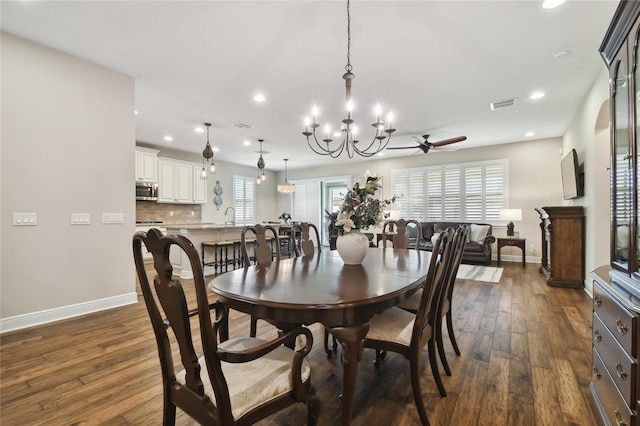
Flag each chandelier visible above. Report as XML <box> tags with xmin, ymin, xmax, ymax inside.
<box><xmin>302</xmin><ymin>0</ymin><xmax>395</xmax><ymax>158</ymax></box>
<box><xmin>200</xmin><ymin>123</ymin><xmax>216</xmax><ymax>178</ymax></box>
<box><xmin>256</xmin><ymin>139</ymin><xmax>266</xmax><ymax>186</ymax></box>
<box><xmin>277</xmin><ymin>159</ymin><xmax>295</xmax><ymax>194</ymax></box>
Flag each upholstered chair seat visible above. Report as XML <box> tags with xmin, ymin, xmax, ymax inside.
<box><xmin>176</xmin><ymin>336</ymin><xmax>312</xmax><ymax>421</ymax></box>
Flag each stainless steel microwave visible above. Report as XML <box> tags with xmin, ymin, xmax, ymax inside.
<box><xmin>136</xmin><ymin>182</ymin><xmax>158</xmax><ymax>201</ymax></box>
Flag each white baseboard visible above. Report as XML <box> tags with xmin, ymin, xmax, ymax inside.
<box><xmin>492</xmin><ymin>254</ymin><xmax>541</xmax><ymax>264</ymax></box>
<box><xmin>0</xmin><ymin>292</ymin><xmax>138</xmax><ymax>334</ymax></box>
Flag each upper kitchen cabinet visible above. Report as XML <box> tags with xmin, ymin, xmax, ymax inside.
<box><xmin>135</xmin><ymin>147</ymin><xmax>159</xmax><ymax>183</ymax></box>
<box><xmin>158</xmin><ymin>157</ymin><xmax>207</xmax><ymax>204</ymax></box>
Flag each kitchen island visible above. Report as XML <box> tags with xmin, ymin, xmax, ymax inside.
<box><xmin>164</xmin><ymin>223</ymin><xmax>283</xmax><ymax>278</ymax></box>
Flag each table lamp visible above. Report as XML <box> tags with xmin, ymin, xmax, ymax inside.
<box><xmin>499</xmin><ymin>208</ymin><xmax>522</xmax><ymax>237</ymax></box>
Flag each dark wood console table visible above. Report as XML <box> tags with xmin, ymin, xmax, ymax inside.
<box><xmin>497</xmin><ymin>237</ymin><xmax>525</xmax><ymax>268</ymax></box>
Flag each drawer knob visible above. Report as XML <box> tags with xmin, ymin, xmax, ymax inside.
<box><xmin>616</xmin><ymin>363</ymin><xmax>628</xmax><ymax>381</ymax></box>
<box><xmin>594</xmin><ymin>296</ymin><xmax>602</xmax><ymax>308</ymax></box>
<box><xmin>593</xmin><ymin>366</ymin><xmax>602</xmax><ymax>380</ymax></box>
<box><xmin>616</xmin><ymin>319</ymin><xmax>629</xmax><ymax>336</ymax></box>
<box><xmin>615</xmin><ymin>409</ymin><xmax>627</xmax><ymax>426</ymax></box>
<box><xmin>593</xmin><ymin>329</ymin><xmax>603</xmax><ymax>343</ymax></box>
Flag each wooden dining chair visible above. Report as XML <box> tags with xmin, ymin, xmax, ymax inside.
<box><xmin>292</xmin><ymin>222</ymin><xmax>339</xmax><ymax>357</ymax></box>
<box><xmin>133</xmin><ymin>228</ymin><xmax>319</xmax><ymax>425</ymax></box>
<box><xmin>292</xmin><ymin>222</ymin><xmax>321</xmax><ymax>257</ymax></box>
<box><xmin>363</xmin><ymin>228</ymin><xmax>455</xmax><ymax>425</ymax></box>
<box><xmin>241</xmin><ymin>224</ymin><xmax>281</xmax><ymax>337</ymax></box>
<box><xmin>434</xmin><ymin>225</ymin><xmax>469</xmax><ymax>377</ymax></box>
<box><xmin>381</xmin><ymin>219</ymin><xmax>422</xmax><ymax>249</ymax></box>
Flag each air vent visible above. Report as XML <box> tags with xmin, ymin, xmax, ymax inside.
<box><xmin>490</xmin><ymin>98</ymin><xmax>516</xmax><ymax>111</ymax></box>
<box><xmin>230</xmin><ymin>121</ymin><xmax>255</xmax><ymax>129</ymax></box>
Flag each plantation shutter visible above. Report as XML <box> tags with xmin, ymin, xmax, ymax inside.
<box><xmin>443</xmin><ymin>168</ymin><xmax>460</xmax><ymax>219</ymax></box>
<box><xmin>485</xmin><ymin>165</ymin><xmax>505</xmax><ymax>220</ymax></box>
<box><xmin>233</xmin><ymin>175</ymin><xmax>255</xmax><ymax>225</ymax></box>
<box><xmin>464</xmin><ymin>167</ymin><xmax>483</xmax><ymax>221</ymax></box>
<box><xmin>392</xmin><ymin>172</ymin><xmax>409</xmax><ymax>219</ymax></box>
<box><xmin>426</xmin><ymin>170</ymin><xmax>442</xmax><ymax>219</ymax></box>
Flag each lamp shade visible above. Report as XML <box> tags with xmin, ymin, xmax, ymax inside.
<box><xmin>499</xmin><ymin>209</ymin><xmax>522</xmax><ymax>221</ymax></box>
<box><xmin>277</xmin><ymin>183</ymin><xmax>295</xmax><ymax>194</ymax></box>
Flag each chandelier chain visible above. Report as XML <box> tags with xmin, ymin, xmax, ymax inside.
<box><xmin>345</xmin><ymin>0</ymin><xmax>352</xmax><ymax>73</ymax></box>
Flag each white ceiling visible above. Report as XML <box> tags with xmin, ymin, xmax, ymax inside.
<box><xmin>1</xmin><ymin>0</ymin><xmax>618</xmax><ymax>171</ymax></box>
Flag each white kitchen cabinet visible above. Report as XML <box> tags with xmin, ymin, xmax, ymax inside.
<box><xmin>157</xmin><ymin>158</ymin><xmax>206</xmax><ymax>204</ymax></box>
<box><xmin>192</xmin><ymin>167</ymin><xmax>207</xmax><ymax>204</ymax></box>
<box><xmin>135</xmin><ymin>147</ymin><xmax>159</xmax><ymax>182</ymax></box>
<box><xmin>158</xmin><ymin>158</ymin><xmax>193</xmax><ymax>204</ymax></box>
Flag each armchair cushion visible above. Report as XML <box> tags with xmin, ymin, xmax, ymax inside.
<box><xmin>175</xmin><ymin>336</ymin><xmax>312</xmax><ymax>421</ymax></box>
<box><xmin>469</xmin><ymin>224</ymin><xmax>490</xmax><ymax>243</ymax></box>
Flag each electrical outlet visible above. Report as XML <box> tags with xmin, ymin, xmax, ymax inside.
<box><xmin>530</xmin><ymin>243</ymin><xmax>536</xmax><ymax>253</ymax></box>
<box><xmin>170</xmin><ymin>211</ymin><xmax>174</xmax><ymax>217</ymax></box>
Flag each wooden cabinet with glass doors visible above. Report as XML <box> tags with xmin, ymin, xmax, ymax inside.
<box><xmin>593</xmin><ymin>3</ymin><xmax>640</xmax><ymax>426</ymax></box>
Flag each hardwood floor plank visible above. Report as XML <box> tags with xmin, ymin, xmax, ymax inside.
<box><xmin>0</xmin><ymin>263</ymin><xmax>598</xmax><ymax>425</ymax></box>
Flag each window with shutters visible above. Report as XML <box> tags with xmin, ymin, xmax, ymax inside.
<box><xmin>392</xmin><ymin>160</ymin><xmax>506</xmax><ymax>221</ymax></box>
<box><xmin>233</xmin><ymin>175</ymin><xmax>255</xmax><ymax>225</ymax></box>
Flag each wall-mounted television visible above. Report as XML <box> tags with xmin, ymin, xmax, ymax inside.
<box><xmin>561</xmin><ymin>148</ymin><xmax>583</xmax><ymax>200</ymax></box>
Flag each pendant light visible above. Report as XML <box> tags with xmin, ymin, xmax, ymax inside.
<box><xmin>277</xmin><ymin>159</ymin><xmax>295</xmax><ymax>194</ymax></box>
<box><xmin>256</xmin><ymin>139</ymin><xmax>266</xmax><ymax>186</ymax></box>
<box><xmin>201</xmin><ymin>122</ymin><xmax>216</xmax><ymax>178</ymax></box>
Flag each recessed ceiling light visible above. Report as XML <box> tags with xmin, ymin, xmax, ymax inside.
<box><xmin>525</xmin><ymin>132</ymin><xmax>535</xmax><ymax>137</ymax></box>
<box><xmin>529</xmin><ymin>91</ymin><xmax>545</xmax><ymax>100</ymax></box>
<box><xmin>542</xmin><ymin>0</ymin><xmax>565</xmax><ymax>9</ymax></box>
<box><xmin>243</xmin><ymin>140</ymin><xmax>251</xmax><ymax>146</ymax></box>
<box><xmin>253</xmin><ymin>94</ymin><xmax>266</xmax><ymax>102</ymax></box>
<box><xmin>213</xmin><ymin>147</ymin><xmax>220</xmax><ymax>152</ymax></box>
<box><xmin>333</xmin><ymin>131</ymin><xmax>341</xmax><ymax>138</ymax></box>
<box><xmin>134</xmin><ymin>110</ymin><xmax>139</xmax><ymax>115</ymax></box>
<box><xmin>194</xmin><ymin>126</ymin><xmax>204</xmax><ymax>133</ymax></box>
<box><xmin>553</xmin><ymin>49</ymin><xmax>571</xmax><ymax>59</ymax></box>
<box><xmin>164</xmin><ymin>135</ymin><xmax>173</xmax><ymax>142</ymax></box>
<box><xmin>377</xmin><ymin>152</ymin><xmax>384</xmax><ymax>156</ymax></box>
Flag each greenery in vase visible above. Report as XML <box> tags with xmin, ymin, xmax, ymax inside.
<box><xmin>326</xmin><ymin>171</ymin><xmax>397</xmax><ymax>234</ymax></box>
<box><xmin>279</xmin><ymin>212</ymin><xmax>292</xmax><ymax>222</ymax></box>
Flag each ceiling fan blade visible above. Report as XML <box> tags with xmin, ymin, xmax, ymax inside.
<box><xmin>387</xmin><ymin>146</ymin><xmax>421</xmax><ymax>150</ymax></box>
<box><xmin>432</xmin><ymin>136</ymin><xmax>466</xmax><ymax>147</ymax></box>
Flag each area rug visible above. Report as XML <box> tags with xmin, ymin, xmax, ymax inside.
<box><xmin>456</xmin><ymin>264</ymin><xmax>503</xmax><ymax>283</ymax></box>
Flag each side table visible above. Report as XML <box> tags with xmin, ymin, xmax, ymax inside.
<box><xmin>497</xmin><ymin>237</ymin><xmax>526</xmax><ymax>268</ymax></box>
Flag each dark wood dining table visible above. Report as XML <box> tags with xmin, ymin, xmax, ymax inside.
<box><xmin>208</xmin><ymin>247</ymin><xmax>433</xmax><ymax>425</ymax></box>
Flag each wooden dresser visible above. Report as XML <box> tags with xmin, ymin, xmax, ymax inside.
<box><xmin>535</xmin><ymin>206</ymin><xmax>584</xmax><ymax>288</ymax></box>
<box><xmin>593</xmin><ymin>2</ymin><xmax>640</xmax><ymax>425</ymax></box>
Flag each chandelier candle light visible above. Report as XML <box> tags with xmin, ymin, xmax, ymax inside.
<box><xmin>277</xmin><ymin>159</ymin><xmax>295</xmax><ymax>194</ymax></box>
<box><xmin>302</xmin><ymin>0</ymin><xmax>395</xmax><ymax>158</ymax></box>
<box><xmin>200</xmin><ymin>122</ymin><xmax>216</xmax><ymax>178</ymax></box>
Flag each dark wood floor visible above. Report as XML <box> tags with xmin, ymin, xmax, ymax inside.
<box><xmin>0</xmin><ymin>261</ymin><xmax>598</xmax><ymax>425</ymax></box>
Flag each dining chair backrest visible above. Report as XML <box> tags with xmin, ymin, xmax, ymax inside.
<box><xmin>382</xmin><ymin>219</ymin><xmax>421</xmax><ymax>249</ymax></box>
<box><xmin>293</xmin><ymin>222</ymin><xmax>322</xmax><ymax>257</ymax></box>
<box><xmin>133</xmin><ymin>228</ymin><xmax>319</xmax><ymax>425</ymax></box>
<box><xmin>132</xmin><ymin>228</ymin><xmax>233</xmax><ymax>423</ymax></box>
<box><xmin>241</xmin><ymin>224</ymin><xmax>280</xmax><ymax>266</ymax></box>
<box><xmin>441</xmin><ymin>225</ymin><xmax>469</xmax><ymax>305</ymax></box>
<box><xmin>411</xmin><ymin>227</ymin><xmax>455</xmax><ymax>348</ymax></box>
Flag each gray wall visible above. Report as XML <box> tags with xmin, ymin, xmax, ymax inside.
<box><xmin>1</xmin><ymin>33</ymin><xmax>136</xmax><ymax>328</ymax></box>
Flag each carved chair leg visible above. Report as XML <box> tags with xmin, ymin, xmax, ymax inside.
<box><xmin>409</xmin><ymin>356</ymin><xmax>431</xmax><ymax>426</ymax></box>
<box><xmin>446</xmin><ymin>310</ymin><xmax>461</xmax><ymax>355</ymax></box>
<box><xmin>250</xmin><ymin>315</ymin><xmax>258</xmax><ymax>337</ymax></box>
<box><xmin>428</xmin><ymin>338</ymin><xmax>447</xmax><ymax>397</ymax></box>
<box><xmin>435</xmin><ymin>315</ymin><xmax>452</xmax><ymax>376</ymax></box>
<box><xmin>162</xmin><ymin>398</ymin><xmax>177</xmax><ymax>426</ymax></box>
<box><xmin>306</xmin><ymin>386</ymin><xmax>320</xmax><ymax>426</ymax></box>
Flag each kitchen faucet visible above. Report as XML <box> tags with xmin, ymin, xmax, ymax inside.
<box><xmin>224</xmin><ymin>207</ymin><xmax>235</xmax><ymax>225</ymax></box>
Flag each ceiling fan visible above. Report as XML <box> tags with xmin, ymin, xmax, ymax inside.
<box><xmin>387</xmin><ymin>134</ymin><xmax>467</xmax><ymax>154</ymax></box>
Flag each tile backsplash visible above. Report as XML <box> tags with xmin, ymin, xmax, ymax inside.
<box><xmin>136</xmin><ymin>201</ymin><xmax>202</xmax><ymax>224</ymax></box>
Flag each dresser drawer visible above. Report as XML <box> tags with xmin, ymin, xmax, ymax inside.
<box><xmin>594</xmin><ymin>313</ymin><xmax>636</xmax><ymax>407</ymax></box>
<box><xmin>593</xmin><ymin>348</ymin><xmax>634</xmax><ymax>426</ymax></box>
<box><xmin>594</xmin><ymin>280</ymin><xmax>637</xmax><ymax>356</ymax></box>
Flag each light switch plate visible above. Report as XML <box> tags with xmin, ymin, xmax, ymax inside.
<box><xmin>13</xmin><ymin>213</ymin><xmax>37</xmax><ymax>226</ymax></box>
<box><xmin>71</xmin><ymin>213</ymin><xmax>91</xmax><ymax>225</ymax></box>
<box><xmin>102</xmin><ymin>213</ymin><xmax>124</xmax><ymax>224</ymax></box>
